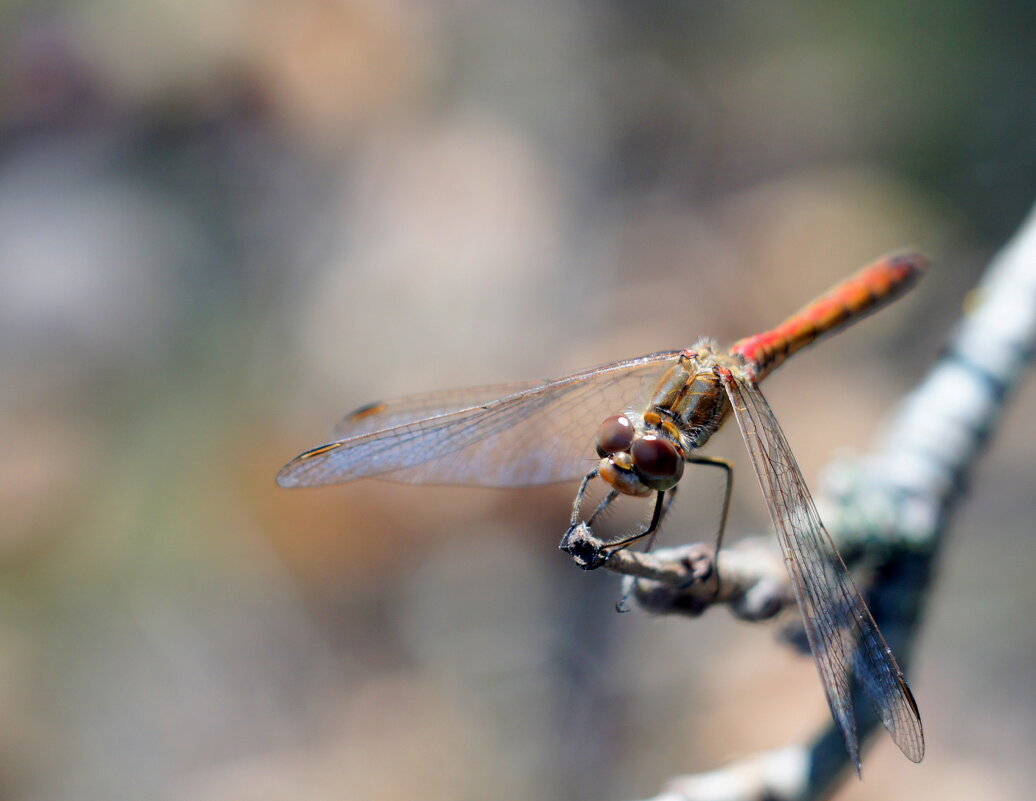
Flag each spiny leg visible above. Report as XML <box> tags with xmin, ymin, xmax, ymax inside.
<box><xmin>568</xmin><ymin>467</ymin><xmax>599</xmax><ymax>527</ymax></box>
<box><xmin>587</xmin><ymin>489</ymin><xmax>620</xmax><ymax>527</ymax></box>
<box><xmin>614</xmin><ymin>458</ymin><xmax>730</xmax><ymax>609</ymax></box>
<box><xmin>598</xmin><ymin>489</ymin><xmax>668</xmax><ymax>558</ymax></box>
<box><xmin>562</xmin><ymin>471</ymin><xmax>664</xmax><ymax>571</ymax></box>
<box><xmin>559</xmin><ymin>467</ymin><xmax>599</xmax><ymax>552</ymax></box>
<box><xmin>685</xmin><ymin>455</ymin><xmax>733</xmax><ymax>597</ymax></box>
<box><xmin>633</xmin><ymin>484</ymin><xmax>680</xmax><ymax>555</ymax></box>
<box><xmin>613</xmin><ymin>485</ymin><xmax>680</xmax><ymax>612</ymax></box>
<box><xmin>562</xmin><ymin>488</ymin><xmax>668</xmax><ymax>574</ymax></box>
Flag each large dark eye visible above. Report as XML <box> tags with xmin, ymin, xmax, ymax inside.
<box><xmin>596</xmin><ymin>415</ymin><xmax>634</xmax><ymax>457</ymax></box>
<box><xmin>631</xmin><ymin>435</ymin><xmax>684</xmax><ymax>489</ymax></box>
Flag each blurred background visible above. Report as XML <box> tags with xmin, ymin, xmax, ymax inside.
<box><xmin>1</xmin><ymin>1</ymin><xmax>1034</xmax><ymax>799</ymax></box>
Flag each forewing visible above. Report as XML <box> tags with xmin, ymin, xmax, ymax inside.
<box><xmin>329</xmin><ymin>380</ymin><xmax>546</xmax><ymax>440</ymax></box>
<box><xmin>721</xmin><ymin>374</ymin><xmax>924</xmax><ymax>769</ymax></box>
<box><xmin>278</xmin><ymin>351</ymin><xmax>682</xmax><ymax>489</ymax></box>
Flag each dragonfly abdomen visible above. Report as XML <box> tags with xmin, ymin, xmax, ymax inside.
<box><xmin>730</xmin><ymin>252</ymin><xmax>927</xmax><ymax>380</ymax></box>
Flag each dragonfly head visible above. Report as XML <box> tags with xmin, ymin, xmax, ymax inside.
<box><xmin>595</xmin><ymin>413</ymin><xmax>685</xmax><ymax>495</ymax></box>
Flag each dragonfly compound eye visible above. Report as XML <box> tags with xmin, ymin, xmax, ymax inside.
<box><xmin>631</xmin><ymin>435</ymin><xmax>684</xmax><ymax>490</ymax></box>
<box><xmin>595</xmin><ymin>414</ymin><xmax>635</xmax><ymax>457</ymax></box>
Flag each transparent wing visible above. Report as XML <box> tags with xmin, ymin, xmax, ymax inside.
<box><xmin>721</xmin><ymin>373</ymin><xmax>924</xmax><ymax>769</ymax></box>
<box><xmin>278</xmin><ymin>351</ymin><xmax>682</xmax><ymax>489</ymax></box>
<box><xmin>328</xmin><ymin>380</ymin><xmax>547</xmax><ymax>440</ymax></box>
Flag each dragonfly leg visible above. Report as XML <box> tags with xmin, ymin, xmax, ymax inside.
<box><xmin>598</xmin><ymin>489</ymin><xmax>668</xmax><ymax>558</ymax></box>
<box><xmin>614</xmin><ymin>486</ymin><xmax>680</xmax><ymax>612</ymax></box>
<box><xmin>636</xmin><ymin>484</ymin><xmax>679</xmax><ymax>554</ymax></box>
<box><xmin>685</xmin><ymin>455</ymin><xmax>733</xmax><ymax>597</ymax></box>
<box><xmin>559</xmin><ymin>468</ymin><xmax>600</xmax><ymax>556</ymax></box>
<box><xmin>586</xmin><ymin>489</ymin><xmax>620</xmax><ymax>527</ymax></box>
<box><xmin>567</xmin><ymin>467</ymin><xmax>599</xmax><ymax>527</ymax></box>
<box><xmin>562</xmin><ymin>488</ymin><xmax>671</xmax><ymax>570</ymax></box>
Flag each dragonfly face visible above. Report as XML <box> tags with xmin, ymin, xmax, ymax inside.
<box><xmin>595</xmin><ymin>412</ymin><xmax>685</xmax><ymax>495</ymax></box>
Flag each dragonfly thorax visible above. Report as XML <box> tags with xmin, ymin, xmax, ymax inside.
<box><xmin>648</xmin><ymin>350</ymin><xmax>734</xmax><ymax>449</ymax></box>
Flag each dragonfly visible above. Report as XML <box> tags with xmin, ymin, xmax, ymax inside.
<box><xmin>278</xmin><ymin>252</ymin><xmax>927</xmax><ymax>770</ymax></box>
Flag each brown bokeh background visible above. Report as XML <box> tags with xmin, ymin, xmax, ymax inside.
<box><xmin>1</xmin><ymin>2</ymin><xmax>1034</xmax><ymax>799</ymax></box>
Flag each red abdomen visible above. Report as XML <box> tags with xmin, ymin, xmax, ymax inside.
<box><xmin>730</xmin><ymin>252</ymin><xmax>927</xmax><ymax>380</ymax></box>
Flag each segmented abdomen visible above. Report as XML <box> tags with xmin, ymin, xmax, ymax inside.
<box><xmin>730</xmin><ymin>252</ymin><xmax>928</xmax><ymax>380</ymax></box>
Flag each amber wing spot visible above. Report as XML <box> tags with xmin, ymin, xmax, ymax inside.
<box><xmin>346</xmin><ymin>401</ymin><xmax>386</xmax><ymax>420</ymax></box>
<box><xmin>297</xmin><ymin>442</ymin><xmax>345</xmax><ymax>460</ymax></box>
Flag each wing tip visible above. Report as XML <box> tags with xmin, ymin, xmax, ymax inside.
<box><xmin>277</xmin><ymin>442</ymin><xmax>345</xmax><ymax>488</ymax></box>
<box><xmin>276</xmin><ymin>464</ymin><xmax>303</xmax><ymax>488</ymax></box>
<box><xmin>889</xmin><ymin>728</ymin><xmax>925</xmax><ymax>764</ymax></box>
<box><xmin>890</xmin><ymin>674</ymin><xmax>926</xmax><ymax>763</ymax></box>
<box><xmin>891</xmin><ymin>723</ymin><xmax>926</xmax><ymax>764</ymax></box>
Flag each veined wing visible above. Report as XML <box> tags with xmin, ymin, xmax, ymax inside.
<box><xmin>278</xmin><ymin>351</ymin><xmax>682</xmax><ymax>489</ymax></box>
<box><xmin>721</xmin><ymin>372</ymin><xmax>924</xmax><ymax>770</ymax></box>
<box><xmin>328</xmin><ymin>380</ymin><xmax>547</xmax><ymax>440</ymax></box>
